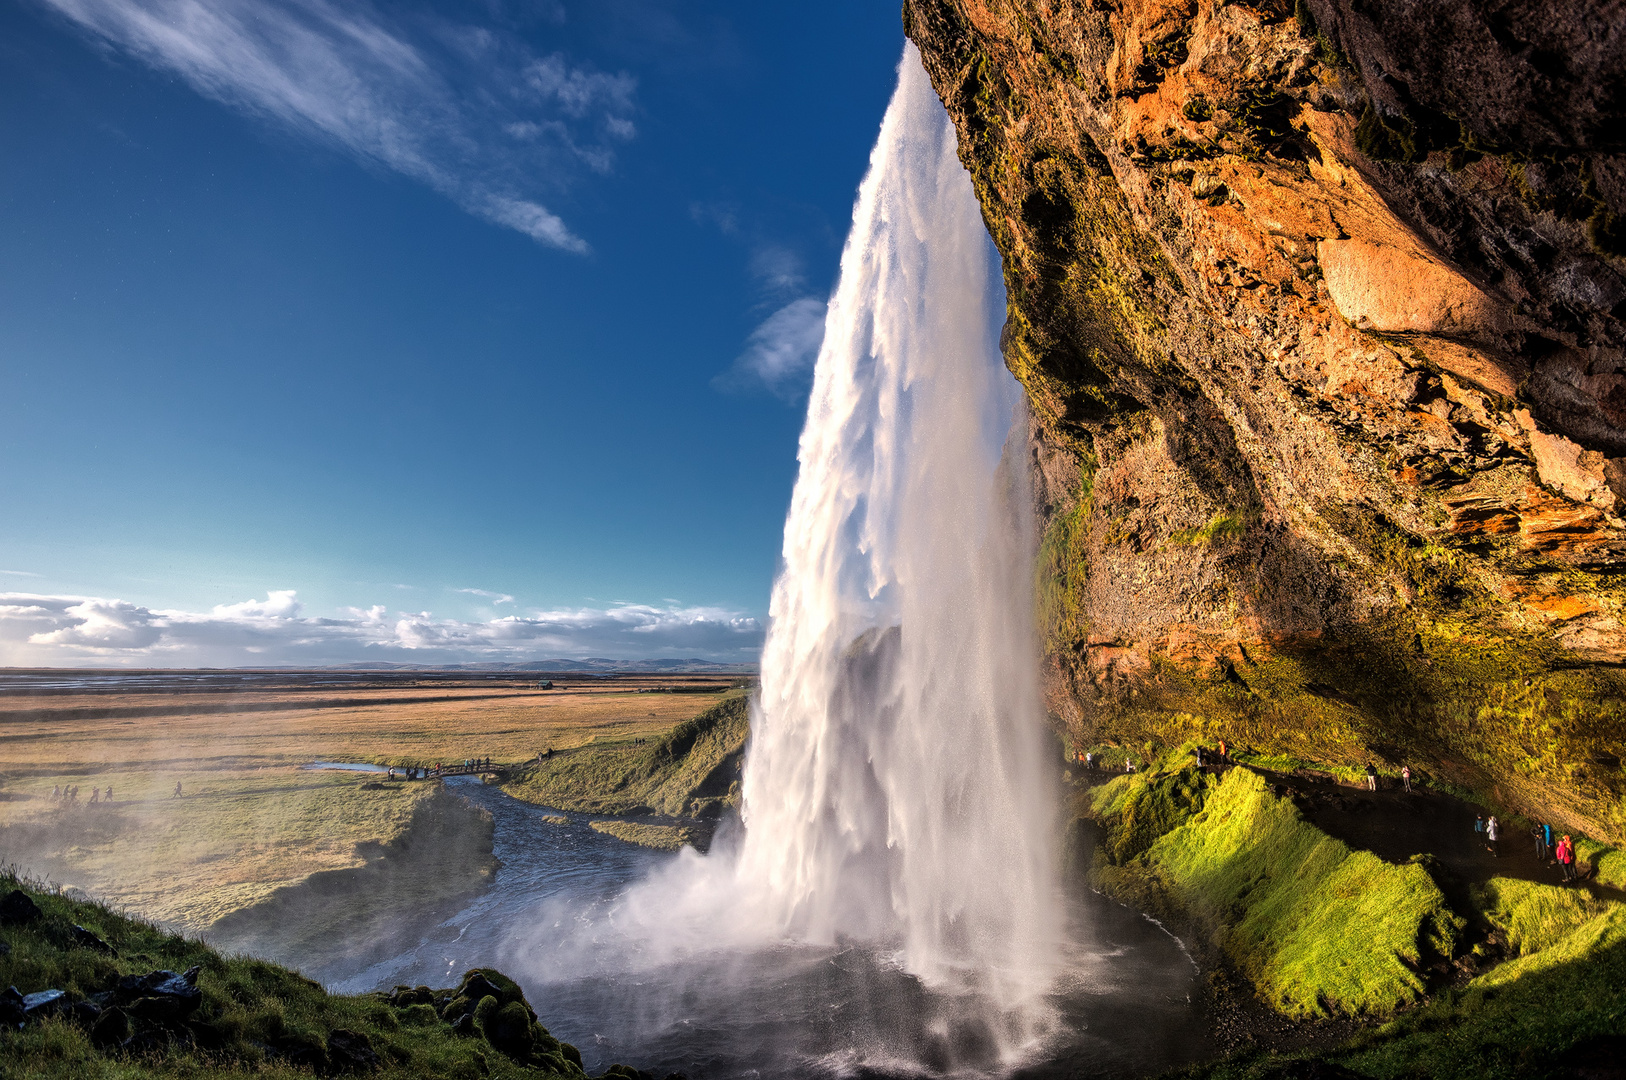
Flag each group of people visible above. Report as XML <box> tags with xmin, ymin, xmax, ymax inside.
<box><xmin>1476</xmin><ymin>814</ymin><xmax>1583</xmax><ymax>880</ymax></box>
<box><xmin>49</xmin><ymin>784</ymin><xmax>112</xmax><ymax>804</ymax></box>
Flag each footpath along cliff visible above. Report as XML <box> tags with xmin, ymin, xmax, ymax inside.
<box><xmin>902</xmin><ymin>0</ymin><xmax>1626</xmax><ymax>842</ymax></box>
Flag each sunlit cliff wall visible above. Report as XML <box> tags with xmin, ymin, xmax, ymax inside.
<box><xmin>902</xmin><ymin>0</ymin><xmax>1626</xmax><ymax>840</ymax></box>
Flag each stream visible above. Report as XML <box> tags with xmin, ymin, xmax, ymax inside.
<box><xmin>320</xmin><ymin>779</ymin><xmax>1213</xmax><ymax>1079</ymax></box>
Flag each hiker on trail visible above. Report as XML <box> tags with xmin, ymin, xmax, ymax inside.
<box><xmin>1402</xmin><ymin>766</ymin><xmax>1412</xmax><ymax>792</ymax></box>
<box><xmin>1543</xmin><ymin>822</ymin><xmax>1555</xmax><ymax>860</ymax></box>
<box><xmin>89</xmin><ymin>788</ymin><xmax>99</xmax><ymax>804</ymax></box>
<box><xmin>1475</xmin><ymin>814</ymin><xmax>1486</xmax><ymax>838</ymax></box>
<box><xmin>1365</xmin><ymin>763</ymin><xmax>1378</xmax><ymax>791</ymax></box>
<box><xmin>1533</xmin><ymin>823</ymin><xmax>1549</xmax><ymax>860</ymax></box>
<box><xmin>69</xmin><ymin>786</ymin><xmax>78</xmax><ymax>802</ymax></box>
<box><xmin>1085</xmin><ymin>752</ymin><xmax>1094</xmax><ymax>771</ymax></box>
<box><xmin>1557</xmin><ymin>835</ymin><xmax>1576</xmax><ymax>881</ymax></box>
<box><xmin>1486</xmin><ymin>815</ymin><xmax>1500</xmax><ymax>857</ymax></box>
<box><xmin>104</xmin><ymin>787</ymin><xmax>112</xmax><ymax>803</ymax></box>
<box><xmin>50</xmin><ymin>785</ymin><xmax>60</xmax><ymax>800</ymax></box>
<box><xmin>173</xmin><ymin>782</ymin><xmax>182</xmax><ymax>799</ymax></box>
<box><xmin>1195</xmin><ymin>746</ymin><xmax>1205</xmax><ymax>768</ymax></box>
<box><xmin>1218</xmin><ymin>739</ymin><xmax>1228</xmax><ymax>760</ymax></box>
<box><xmin>1126</xmin><ymin>759</ymin><xmax>1137</xmax><ymax>774</ymax></box>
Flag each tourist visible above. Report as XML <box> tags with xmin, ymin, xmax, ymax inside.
<box><xmin>1365</xmin><ymin>763</ymin><xmax>1378</xmax><ymax>791</ymax></box>
<box><xmin>173</xmin><ymin>781</ymin><xmax>182</xmax><ymax>798</ymax></box>
<box><xmin>1401</xmin><ymin>765</ymin><xmax>1412</xmax><ymax>792</ymax></box>
<box><xmin>1486</xmin><ymin>815</ymin><xmax>1500</xmax><ymax>857</ymax></box>
<box><xmin>1218</xmin><ymin>739</ymin><xmax>1228</xmax><ymax>760</ymax></box>
<box><xmin>1532</xmin><ymin>823</ymin><xmax>1549</xmax><ymax>860</ymax></box>
<box><xmin>1543</xmin><ymin>822</ymin><xmax>1555</xmax><ymax>860</ymax></box>
<box><xmin>89</xmin><ymin>787</ymin><xmax>99</xmax><ymax>804</ymax></box>
<box><xmin>1474</xmin><ymin>814</ymin><xmax>1486</xmax><ymax>839</ymax></box>
<box><xmin>104</xmin><ymin>786</ymin><xmax>113</xmax><ymax>803</ymax></box>
<box><xmin>1195</xmin><ymin>746</ymin><xmax>1204</xmax><ymax>768</ymax></box>
<box><xmin>51</xmin><ymin>785</ymin><xmax>60</xmax><ymax>800</ymax></box>
<box><xmin>1557</xmin><ymin>835</ymin><xmax>1575</xmax><ymax>881</ymax></box>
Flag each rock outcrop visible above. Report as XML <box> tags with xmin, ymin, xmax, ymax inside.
<box><xmin>902</xmin><ymin>0</ymin><xmax>1626</xmax><ymax>839</ymax></box>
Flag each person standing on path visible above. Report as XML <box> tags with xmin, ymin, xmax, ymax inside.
<box><xmin>1557</xmin><ymin>835</ymin><xmax>1575</xmax><ymax>881</ymax></box>
<box><xmin>1487</xmin><ymin>815</ymin><xmax>1500</xmax><ymax>857</ymax></box>
<box><xmin>1533</xmin><ymin>823</ymin><xmax>1549</xmax><ymax>860</ymax></box>
<box><xmin>173</xmin><ymin>782</ymin><xmax>182</xmax><ymax>799</ymax></box>
<box><xmin>1544</xmin><ymin>822</ymin><xmax>1555</xmax><ymax>861</ymax></box>
<box><xmin>1401</xmin><ymin>766</ymin><xmax>1412</xmax><ymax>792</ymax></box>
<box><xmin>1366</xmin><ymin>763</ymin><xmax>1378</xmax><ymax>791</ymax></box>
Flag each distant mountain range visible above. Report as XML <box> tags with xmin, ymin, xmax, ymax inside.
<box><xmin>326</xmin><ymin>659</ymin><xmax>758</xmax><ymax>674</ymax></box>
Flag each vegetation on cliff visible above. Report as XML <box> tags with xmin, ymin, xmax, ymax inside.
<box><xmin>501</xmin><ymin>692</ymin><xmax>748</xmax><ymax>822</ymax></box>
<box><xmin>1079</xmin><ymin>751</ymin><xmax>1626</xmax><ymax>1078</ymax></box>
<box><xmin>1088</xmin><ymin>753</ymin><xmax>1458</xmax><ymax>1018</ymax></box>
<box><xmin>0</xmin><ymin>871</ymin><xmax>671</xmax><ymax>1080</ymax></box>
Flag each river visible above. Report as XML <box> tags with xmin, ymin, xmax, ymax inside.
<box><xmin>318</xmin><ymin>778</ymin><xmax>1212</xmax><ymax>1079</ymax></box>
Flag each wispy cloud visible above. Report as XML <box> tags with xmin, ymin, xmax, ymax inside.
<box><xmin>714</xmin><ymin>296</ymin><xmax>828</xmax><ymax>400</ymax></box>
<box><xmin>1</xmin><ymin>570</ymin><xmax>43</xmax><ymax>578</ymax></box>
<box><xmin>456</xmin><ymin>587</ymin><xmax>514</xmax><ymax>605</ymax></box>
<box><xmin>36</xmin><ymin>0</ymin><xmax>640</xmax><ymax>252</ymax></box>
<box><xmin>0</xmin><ymin>591</ymin><xmax>762</xmax><ymax>666</ymax></box>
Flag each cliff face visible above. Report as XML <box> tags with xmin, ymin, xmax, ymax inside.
<box><xmin>902</xmin><ymin>0</ymin><xmax>1626</xmax><ymax>840</ymax></box>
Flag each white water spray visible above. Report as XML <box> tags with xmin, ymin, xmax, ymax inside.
<box><xmin>521</xmin><ymin>44</ymin><xmax>1062</xmax><ymax>1070</ymax></box>
<box><xmin>732</xmin><ymin>41</ymin><xmax>1059</xmax><ymax>1005</ymax></box>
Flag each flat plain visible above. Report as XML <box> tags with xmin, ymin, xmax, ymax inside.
<box><xmin>0</xmin><ymin>670</ymin><xmax>738</xmax><ymax>932</ymax></box>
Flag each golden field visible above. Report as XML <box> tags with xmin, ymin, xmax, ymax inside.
<box><xmin>0</xmin><ymin>671</ymin><xmax>738</xmax><ymax>932</ymax></box>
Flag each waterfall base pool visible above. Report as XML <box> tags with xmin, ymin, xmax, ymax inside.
<box><xmin>299</xmin><ymin>780</ymin><xmax>1212</xmax><ymax>1080</ymax></box>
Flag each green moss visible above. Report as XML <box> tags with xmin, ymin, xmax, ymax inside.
<box><xmin>1036</xmin><ymin>466</ymin><xmax>1095</xmax><ymax>658</ymax></box>
<box><xmin>502</xmin><ymin>692</ymin><xmax>749</xmax><ymax>817</ymax></box>
<box><xmin>1476</xmin><ymin>877</ymin><xmax>1619</xmax><ymax>956</ymax></box>
<box><xmin>1169</xmin><ymin>509</ymin><xmax>1251</xmax><ymax>547</ymax></box>
<box><xmin>1094</xmin><ymin>767</ymin><xmax>1460</xmax><ymax>1018</ymax></box>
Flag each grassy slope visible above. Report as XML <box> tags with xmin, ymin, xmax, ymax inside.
<box><xmin>1183</xmin><ymin>884</ymin><xmax>1626</xmax><ymax>1079</ymax></box>
<box><xmin>0</xmin><ymin>873</ymin><xmax>617</xmax><ymax>1080</ymax></box>
<box><xmin>1090</xmin><ymin>757</ymin><xmax>1458</xmax><ymax>1018</ymax></box>
<box><xmin>502</xmin><ymin>692</ymin><xmax>749</xmax><ymax>818</ymax></box>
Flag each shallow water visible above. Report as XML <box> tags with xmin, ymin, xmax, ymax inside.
<box><xmin>321</xmin><ymin>780</ymin><xmax>1212</xmax><ymax>1079</ymax></box>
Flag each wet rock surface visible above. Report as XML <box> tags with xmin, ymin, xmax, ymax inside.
<box><xmin>903</xmin><ymin>0</ymin><xmax>1626</xmax><ymax>842</ymax></box>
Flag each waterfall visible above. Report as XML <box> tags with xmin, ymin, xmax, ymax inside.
<box><xmin>733</xmin><ymin>41</ymin><xmax>1059</xmax><ymax>1007</ymax></box>
<box><xmin>522</xmin><ymin>43</ymin><xmax>1062</xmax><ymax>1072</ymax></box>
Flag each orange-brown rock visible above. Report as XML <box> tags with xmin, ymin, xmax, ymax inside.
<box><xmin>904</xmin><ymin>0</ymin><xmax>1626</xmax><ymax>839</ymax></box>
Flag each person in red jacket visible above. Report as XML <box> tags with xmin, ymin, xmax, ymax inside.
<box><xmin>1556</xmin><ymin>835</ymin><xmax>1575</xmax><ymax>882</ymax></box>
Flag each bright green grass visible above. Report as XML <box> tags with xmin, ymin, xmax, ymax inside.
<box><xmin>1575</xmin><ymin>838</ymin><xmax>1626</xmax><ymax>889</ymax></box>
<box><xmin>503</xmin><ymin>692</ymin><xmax>748</xmax><ymax>817</ymax></box>
<box><xmin>0</xmin><ymin>872</ymin><xmax>589</xmax><ymax>1079</ymax></box>
<box><xmin>1477</xmin><ymin>876</ymin><xmax>1619</xmax><ymax>955</ymax></box>
<box><xmin>1093</xmin><ymin>762</ymin><xmax>1459</xmax><ymax>1018</ymax></box>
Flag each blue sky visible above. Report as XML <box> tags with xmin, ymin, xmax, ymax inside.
<box><xmin>0</xmin><ymin>0</ymin><xmax>904</xmax><ymax>665</ymax></box>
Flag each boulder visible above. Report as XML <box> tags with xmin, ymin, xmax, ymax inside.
<box><xmin>0</xmin><ymin>987</ymin><xmax>25</xmax><ymax>1029</ymax></box>
<box><xmin>70</xmin><ymin>924</ymin><xmax>116</xmax><ymax>955</ymax></box>
<box><xmin>327</xmin><ymin>1029</ymin><xmax>381</xmax><ymax>1073</ymax></box>
<box><xmin>22</xmin><ymin>989</ymin><xmax>69</xmax><ymax>1019</ymax></box>
<box><xmin>0</xmin><ymin>890</ymin><xmax>42</xmax><ymax>926</ymax></box>
<box><xmin>116</xmin><ymin>966</ymin><xmax>202</xmax><ymax>1025</ymax></box>
<box><xmin>89</xmin><ymin>1006</ymin><xmax>131</xmax><ymax>1048</ymax></box>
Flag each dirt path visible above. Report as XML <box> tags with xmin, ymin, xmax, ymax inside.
<box><xmin>1247</xmin><ymin>766</ymin><xmax>1619</xmax><ymax>911</ymax></box>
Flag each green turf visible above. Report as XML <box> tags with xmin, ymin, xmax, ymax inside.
<box><xmin>502</xmin><ymin>692</ymin><xmax>748</xmax><ymax>817</ymax></box>
<box><xmin>0</xmin><ymin>871</ymin><xmax>627</xmax><ymax>1079</ymax></box>
<box><xmin>1090</xmin><ymin>756</ymin><xmax>1459</xmax><ymax>1018</ymax></box>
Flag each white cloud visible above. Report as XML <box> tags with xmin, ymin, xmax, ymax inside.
<box><xmin>0</xmin><ymin>591</ymin><xmax>762</xmax><ymax>666</ymax></box>
<box><xmin>715</xmin><ymin>296</ymin><xmax>827</xmax><ymax>399</ymax></box>
<box><xmin>1</xmin><ymin>570</ymin><xmax>43</xmax><ymax>578</ymax></box>
<box><xmin>456</xmin><ymin>588</ymin><xmax>514</xmax><ymax>604</ymax></box>
<box><xmin>36</xmin><ymin>0</ymin><xmax>640</xmax><ymax>251</ymax></box>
